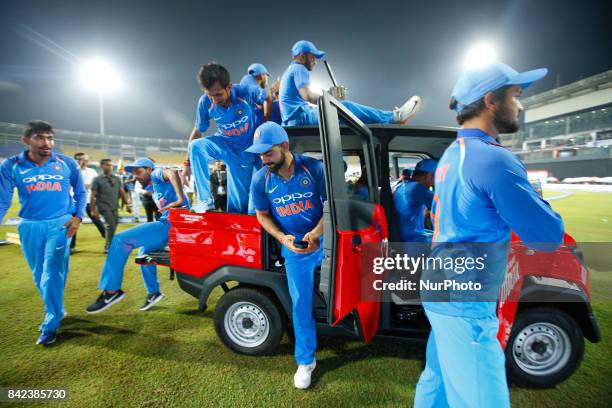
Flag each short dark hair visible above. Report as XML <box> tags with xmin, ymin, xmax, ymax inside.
<box><xmin>24</xmin><ymin>120</ymin><xmax>53</xmax><ymax>138</ymax></box>
<box><xmin>74</xmin><ymin>152</ymin><xmax>85</xmax><ymax>160</ymax></box>
<box><xmin>197</xmin><ymin>63</ymin><xmax>230</xmax><ymax>90</ymax></box>
<box><xmin>449</xmin><ymin>86</ymin><xmax>510</xmax><ymax>125</ymax></box>
<box><xmin>100</xmin><ymin>158</ymin><xmax>112</xmax><ymax>166</ymax></box>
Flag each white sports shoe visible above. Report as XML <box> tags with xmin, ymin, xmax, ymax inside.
<box><xmin>189</xmin><ymin>201</ymin><xmax>215</xmax><ymax>213</ymax></box>
<box><xmin>394</xmin><ymin>95</ymin><xmax>422</xmax><ymax>124</ymax></box>
<box><xmin>294</xmin><ymin>360</ymin><xmax>316</xmax><ymax>389</ymax></box>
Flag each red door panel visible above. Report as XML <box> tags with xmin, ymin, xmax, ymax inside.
<box><xmin>333</xmin><ymin>204</ymin><xmax>388</xmax><ymax>343</ymax></box>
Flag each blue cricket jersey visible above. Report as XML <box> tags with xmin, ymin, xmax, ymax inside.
<box><xmin>251</xmin><ymin>154</ymin><xmax>326</xmax><ymax>241</ymax></box>
<box><xmin>425</xmin><ymin>128</ymin><xmax>564</xmax><ymax>317</ymax></box>
<box><xmin>279</xmin><ymin>61</ymin><xmax>311</xmax><ymax>124</ymax></box>
<box><xmin>239</xmin><ymin>74</ymin><xmax>265</xmax><ymax>128</ymax></box>
<box><xmin>271</xmin><ymin>100</ymin><xmax>282</xmax><ymax>125</ymax></box>
<box><xmin>149</xmin><ymin>167</ymin><xmax>189</xmax><ymax>221</ymax></box>
<box><xmin>0</xmin><ymin>151</ymin><xmax>86</xmax><ymax>222</ymax></box>
<box><xmin>393</xmin><ymin>180</ymin><xmax>434</xmax><ymax>242</ymax></box>
<box><xmin>194</xmin><ymin>84</ymin><xmax>267</xmax><ymax>151</ymax></box>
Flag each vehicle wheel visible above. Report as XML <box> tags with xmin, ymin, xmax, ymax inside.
<box><xmin>214</xmin><ymin>286</ymin><xmax>285</xmax><ymax>356</ymax></box>
<box><xmin>506</xmin><ymin>307</ymin><xmax>584</xmax><ymax>388</ymax></box>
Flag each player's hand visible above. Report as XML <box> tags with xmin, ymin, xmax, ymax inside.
<box><xmin>64</xmin><ymin>216</ymin><xmax>81</xmax><ymax>238</ymax></box>
<box><xmin>126</xmin><ymin>205</ymin><xmax>132</xmax><ymax>214</ymax></box>
<box><xmin>280</xmin><ymin>234</ymin><xmax>307</xmax><ymax>254</ymax></box>
<box><xmin>302</xmin><ymin>231</ymin><xmax>321</xmax><ymax>254</ymax></box>
<box><xmin>90</xmin><ymin>208</ymin><xmax>100</xmax><ymax>220</ymax></box>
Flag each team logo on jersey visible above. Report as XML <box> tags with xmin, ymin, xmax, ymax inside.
<box><xmin>273</xmin><ymin>191</ymin><xmax>315</xmax><ymax>217</ymax></box>
<box><xmin>237</xmin><ymin>109</ymin><xmax>243</xmax><ymax>115</ymax></box>
<box><xmin>300</xmin><ymin>177</ymin><xmax>310</xmax><ymax>186</ymax></box>
<box><xmin>22</xmin><ymin>174</ymin><xmax>63</xmax><ymax>183</ymax></box>
<box><xmin>53</xmin><ymin>164</ymin><xmax>62</xmax><ymax>171</ymax></box>
<box><xmin>218</xmin><ymin>115</ymin><xmax>250</xmax><ymax>137</ymax></box>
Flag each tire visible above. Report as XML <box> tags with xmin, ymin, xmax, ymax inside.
<box><xmin>506</xmin><ymin>307</ymin><xmax>584</xmax><ymax>388</ymax></box>
<box><xmin>213</xmin><ymin>286</ymin><xmax>285</xmax><ymax>356</ymax></box>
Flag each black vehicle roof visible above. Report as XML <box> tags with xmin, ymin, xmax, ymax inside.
<box><xmin>285</xmin><ymin>124</ymin><xmax>459</xmax><ymax>159</ymax></box>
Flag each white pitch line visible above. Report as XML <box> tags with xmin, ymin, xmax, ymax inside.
<box><xmin>545</xmin><ymin>191</ymin><xmax>573</xmax><ymax>201</ymax></box>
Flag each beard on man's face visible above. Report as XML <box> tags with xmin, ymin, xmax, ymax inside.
<box><xmin>493</xmin><ymin>102</ymin><xmax>520</xmax><ymax>134</ymax></box>
<box><xmin>267</xmin><ymin>151</ymin><xmax>286</xmax><ymax>173</ymax></box>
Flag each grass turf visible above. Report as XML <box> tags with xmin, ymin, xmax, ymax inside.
<box><xmin>0</xmin><ymin>191</ymin><xmax>611</xmax><ymax>407</ymax></box>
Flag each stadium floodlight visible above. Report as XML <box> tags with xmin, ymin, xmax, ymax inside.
<box><xmin>79</xmin><ymin>58</ymin><xmax>121</xmax><ymax>135</ymax></box>
<box><xmin>464</xmin><ymin>43</ymin><xmax>497</xmax><ymax>70</ymax></box>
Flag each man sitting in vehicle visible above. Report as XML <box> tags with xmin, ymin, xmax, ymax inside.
<box><xmin>86</xmin><ymin>158</ymin><xmax>189</xmax><ymax>314</ymax></box>
<box><xmin>239</xmin><ymin>63</ymin><xmax>274</xmax><ymax>129</ymax></box>
<box><xmin>247</xmin><ymin>122</ymin><xmax>326</xmax><ymax>389</ymax></box>
<box><xmin>393</xmin><ymin>159</ymin><xmax>437</xmax><ymax>242</ymax></box>
<box><xmin>279</xmin><ymin>39</ymin><xmax>422</xmax><ymax>126</ymax></box>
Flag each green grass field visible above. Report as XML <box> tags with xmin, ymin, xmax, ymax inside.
<box><xmin>1</xmin><ymin>191</ymin><xmax>611</xmax><ymax>407</ymax></box>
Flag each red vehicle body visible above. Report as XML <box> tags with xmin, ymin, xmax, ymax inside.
<box><xmin>142</xmin><ymin>94</ymin><xmax>600</xmax><ymax>388</ymax></box>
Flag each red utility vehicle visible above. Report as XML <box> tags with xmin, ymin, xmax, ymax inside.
<box><xmin>140</xmin><ymin>94</ymin><xmax>600</xmax><ymax>388</ymax></box>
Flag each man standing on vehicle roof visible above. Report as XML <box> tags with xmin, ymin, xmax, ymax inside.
<box><xmin>413</xmin><ymin>63</ymin><xmax>565</xmax><ymax>408</ymax></box>
<box><xmin>239</xmin><ymin>63</ymin><xmax>275</xmax><ymax>129</ymax></box>
<box><xmin>247</xmin><ymin>122</ymin><xmax>326</xmax><ymax>389</ymax></box>
<box><xmin>393</xmin><ymin>159</ymin><xmax>437</xmax><ymax>243</ymax></box>
<box><xmin>184</xmin><ymin>63</ymin><xmax>273</xmax><ymax>214</ymax></box>
<box><xmin>86</xmin><ymin>158</ymin><xmax>189</xmax><ymax>314</ymax></box>
<box><xmin>280</xmin><ymin>40</ymin><xmax>422</xmax><ymax>126</ymax></box>
<box><xmin>0</xmin><ymin>120</ymin><xmax>86</xmax><ymax>346</ymax></box>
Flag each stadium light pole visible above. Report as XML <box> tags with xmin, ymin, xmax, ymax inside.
<box><xmin>79</xmin><ymin>59</ymin><xmax>120</xmax><ymax>135</ymax></box>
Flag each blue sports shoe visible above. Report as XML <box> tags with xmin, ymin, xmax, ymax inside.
<box><xmin>36</xmin><ymin>330</ymin><xmax>57</xmax><ymax>345</ymax></box>
<box><xmin>39</xmin><ymin>311</ymin><xmax>67</xmax><ymax>332</ymax></box>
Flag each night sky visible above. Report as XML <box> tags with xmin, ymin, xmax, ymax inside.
<box><xmin>0</xmin><ymin>0</ymin><xmax>610</xmax><ymax>139</ymax></box>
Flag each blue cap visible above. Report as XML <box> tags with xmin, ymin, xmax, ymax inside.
<box><xmin>245</xmin><ymin>122</ymin><xmax>288</xmax><ymax>154</ymax></box>
<box><xmin>247</xmin><ymin>63</ymin><xmax>270</xmax><ymax>77</ymax></box>
<box><xmin>451</xmin><ymin>63</ymin><xmax>548</xmax><ymax>113</ymax></box>
<box><xmin>291</xmin><ymin>40</ymin><xmax>325</xmax><ymax>59</ymax></box>
<box><xmin>125</xmin><ymin>158</ymin><xmax>155</xmax><ymax>173</ymax></box>
<box><xmin>414</xmin><ymin>159</ymin><xmax>438</xmax><ymax>174</ymax></box>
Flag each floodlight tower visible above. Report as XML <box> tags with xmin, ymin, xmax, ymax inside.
<box><xmin>79</xmin><ymin>59</ymin><xmax>120</xmax><ymax>135</ymax></box>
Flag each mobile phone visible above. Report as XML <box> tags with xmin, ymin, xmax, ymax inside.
<box><xmin>293</xmin><ymin>240</ymin><xmax>308</xmax><ymax>249</ymax></box>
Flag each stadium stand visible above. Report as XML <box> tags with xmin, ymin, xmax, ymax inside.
<box><xmin>0</xmin><ymin>122</ymin><xmax>188</xmax><ymax>165</ymax></box>
<box><xmin>500</xmin><ymin>70</ymin><xmax>612</xmax><ymax>179</ymax></box>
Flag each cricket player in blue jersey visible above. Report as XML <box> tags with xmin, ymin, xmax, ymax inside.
<box><xmin>280</xmin><ymin>40</ymin><xmax>422</xmax><ymax>126</ymax></box>
<box><xmin>393</xmin><ymin>159</ymin><xmax>437</xmax><ymax>242</ymax></box>
<box><xmin>248</xmin><ymin>122</ymin><xmax>326</xmax><ymax>389</ymax></box>
<box><xmin>239</xmin><ymin>63</ymin><xmax>272</xmax><ymax>129</ymax></box>
<box><xmin>0</xmin><ymin>120</ymin><xmax>86</xmax><ymax>345</ymax></box>
<box><xmin>414</xmin><ymin>63</ymin><xmax>565</xmax><ymax>408</ymax></box>
<box><xmin>184</xmin><ymin>63</ymin><xmax>273</xmax><ymax>213</ymax></box>
<box><xmin>86</xmin><ymin>158</ymin><xmax>189</xmax><ymax>314</ymax></box>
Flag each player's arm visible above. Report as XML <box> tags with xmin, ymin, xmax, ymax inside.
<box><xmin>65</xmin><ymin>158</ymin><xmax>86</xmax><ymax>237</ymax></box>
<box><xmin>478</xmin><ymin>151</ymin><xmax>564</xmax><ymax>250</ymax></box>
<box><xmin>298</xmin><ymin>87</ymin><xmax>320</xmax><ymax>104</ymax></box>
<box><xmin>160</xmin><ymin>169</ymin><xmax>185</xmax><ymax>212</ymax></box>
<box><xmin>302</xmin><ymin>160</ymin><xmax>326</xmax><ymax>251</ymax></box>
<box><xmin>294</xmin><ymin>65</ymin><xmax>318</xmax><ymax>103</ymax></box>
<box><xmin>251</xmin><ymin>172</ymin><xmax>306</xmax><ymax>254</ymax></box>
<box><xmin>184</xmin><ymin>95</ymin><xmax>211</xmax><ymax>180</ymax></box>
<box><xmin>118</xmin><ymin>186</ymin><xmax>132</xmax><ymax>213</ymax></box>
<box><xmin>89</xmin><ymin>181</ymin><xmax>100</xmax><ymax>219</ymax></box>
<box><xmin>255</xmin><ymin>209</ymin><xmax>285</xmax><ymax>243</ymax></box>
<box><xmin>0</xmin><ymin>160</ymin><xmax>16</xmax><ymax>223</ymax></box>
